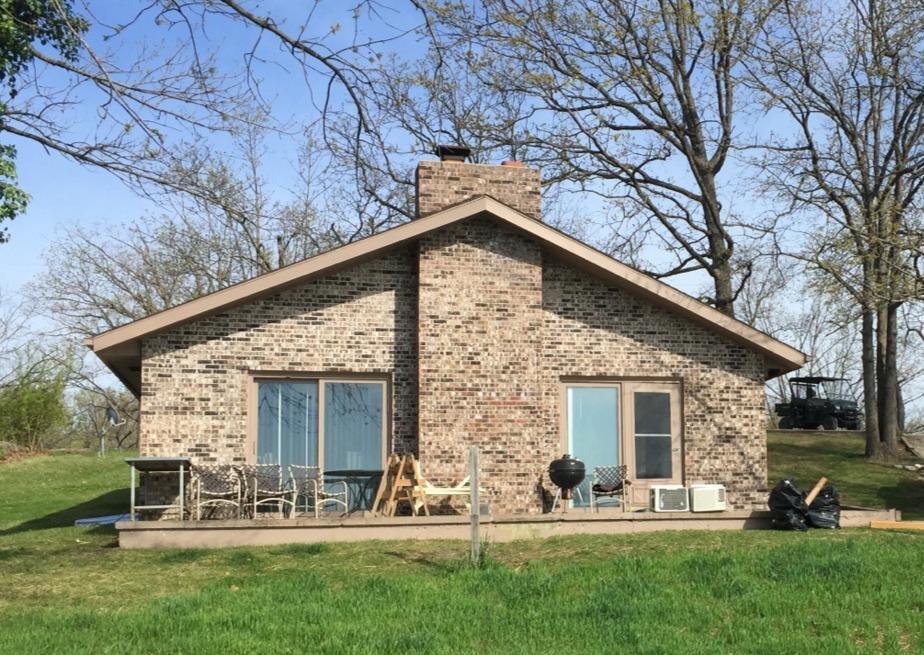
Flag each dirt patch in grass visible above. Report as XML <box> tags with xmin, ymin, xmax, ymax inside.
<box><xmin>0</xmin><ymin>444</ymin><xmax>46</xmax><ymax>463</ymax></box>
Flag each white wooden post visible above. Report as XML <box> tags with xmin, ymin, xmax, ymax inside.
<box><xmin>469</xmin><ymin>446</ymin><xmax>480</xmax><ymax>564</ymax></box>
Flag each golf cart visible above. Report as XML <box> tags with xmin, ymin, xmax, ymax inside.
<box><xmin>774</xmin><ymin>377</ymin><xmax>862</xmax><ymax>430</ymax></box>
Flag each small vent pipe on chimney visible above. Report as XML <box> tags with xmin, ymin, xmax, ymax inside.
<box><xmin>435</xmin><ymin>144</ymin><xmax>472</xmax><ymax>162</ymax></box>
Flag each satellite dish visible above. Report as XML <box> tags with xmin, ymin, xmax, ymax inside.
<box><xmin>106</xmin><ymin>407</ymin><xmax>126</xmax><ymax>427</ymax></box>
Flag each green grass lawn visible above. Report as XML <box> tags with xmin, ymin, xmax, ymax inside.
<box><xmin>0</xmin><ymin>443</ymin><xmax>923</xmax><ymax>654</ymax></box>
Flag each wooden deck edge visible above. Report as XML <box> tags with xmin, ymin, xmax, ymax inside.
<box><xmin>869</xmin><ymin>520</ymin><xmax>924</xmax><ymax>532</ymax></box>
<box><xmin>116</xmin><ymin>508</ymin><xmax>898</xmax><ymax>549</ymax></box>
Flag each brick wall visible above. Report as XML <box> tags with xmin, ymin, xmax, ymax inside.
<box><xmin>540</xmin><ymin>261</ymin><xmax>768</xmax><ymax>510</ymax></box>
<box><xmin>415</xmin><ymin>160</ymin><xmax>541</xmax><ymax>219</ymax></box>
<box><xmin>415</xmin><ymin>218</ymin><xmax>767</xmax><ymax>514</ymax></box>
<box><xmin>137</xmin><ymin>216</ymin><xmax>768</xmax><ymax>517</ymax></box>
<box><xmin>138</xmin><ymin>248</ymin><xmax>418</xmax><ymax>515</ymax></box>
<box><xmin>417</xmin><ymin>217</ymin><xmax>546</xmax><ymax>513</ymax></box>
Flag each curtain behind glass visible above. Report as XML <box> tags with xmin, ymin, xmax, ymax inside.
<box><xmin>323</xmin><ymin>382</ymin><xmax>383</xmax><ymax>471</ymax></box>
<box><xmin>257</xmin><ymin>384</ymin><xmax>280</xmax><ymax>465</ymax></box>
<box><xmin>257</xmin><ymin>381</ymin><xmax>318</xmax><ymax>471</ymax></box>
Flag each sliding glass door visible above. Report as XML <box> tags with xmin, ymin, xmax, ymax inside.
<box><xmin>256</xmin><ymin>378</ymin><xmax>386</xmax><ymax>474</ymax></box>
<box><xmin>323</xmin><ymin>381</ymin><xmax>385</xmax><ymax>470</ymax></box>
<box><xmin>257</xmin><ymin>381</ymin><xmax>318</xmax><ymax>472</ymax></box>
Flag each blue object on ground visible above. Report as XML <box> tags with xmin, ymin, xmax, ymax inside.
<box><xmin>74</xmin><ymin>513</ymin><xmax>134</xmax><ymax>526</ymax></box>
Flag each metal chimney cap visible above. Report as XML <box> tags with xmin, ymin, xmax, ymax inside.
<box><xmin>435</xmin><ymin>144</ymin><xmax>472</xmax><ymax>162</ymax></box>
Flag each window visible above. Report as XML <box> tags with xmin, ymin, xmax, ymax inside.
<box><xmin>255</xmin><ymin>378</ymin><xmax>386</xmax><ymax>472</ymax></box>
<box><xmin>633</xmin><ymin>392</ymin><xmax>673</xmax><ymax>479</ymax></box>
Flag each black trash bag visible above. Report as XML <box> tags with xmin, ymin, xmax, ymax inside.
<box><xmin>772</xmin><ymin>510</ymin><xmax>808</xmax><ymax>531</ymax></box>
<box><xmin>768</xmin><ymin>479</ymin><xmax>808</xmax><ymax>531</ymax></box>
<box><xmin>806</xmin><ymin>485</ymin><xmax>841</xmax><ymax>529</ymax></box>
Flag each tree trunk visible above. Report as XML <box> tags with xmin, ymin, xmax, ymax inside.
<box><xmin>862</xmin><ymin>309</ymin><xmax>881</xmax><ymax>458</ymax></box>
<box><xmin>879</xmin><ymin>301</ymin><xmax>901</xmax><ymax>453</ymax></box>
<box><xmin>701</xmin><ymin>175</ymin><xmax>736</xmax><ymax>318</ymax></box>
<box><xmin>712</xmin><ymin>263</ymin><xmax>735</xmax><ymax>317</ymax></box>
<box><xmin>876</xmin><ymin>304</ymin><xmax>888</xmax><ymax>441</ymax></box>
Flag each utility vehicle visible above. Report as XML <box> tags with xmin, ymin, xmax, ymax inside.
<box><xmin>775</xmin><ymin>376</ymin><xmax>862</xmax><ymax>430</ymax></box>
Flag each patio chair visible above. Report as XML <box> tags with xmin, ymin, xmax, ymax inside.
<box><xmin>589</xmin><ymin>465</ymin><xmax>630</xmax><ymax>512</ymax></box>
<box><xmin>237</xmin><ymin>464</ymin><xmax>294</xmax><ymax>519</ymax></box>
<box><xmin>289</xmin><ymin>465</ymin><xmax>349</xmax><ymax>518</ymax></box>
<box><xmin>192</xmin><ymin>464</ymin><xmax>242</xmax><ymax>520</ymax></box>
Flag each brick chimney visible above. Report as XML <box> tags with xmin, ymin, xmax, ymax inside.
<box><xmin>415</xmin><ymin>145</ymin><xmax>541</xmax><ymax>220</ymax></box>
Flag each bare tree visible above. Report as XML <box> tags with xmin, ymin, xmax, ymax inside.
<box><xmin>67</xmin><ymin>367</ymin><xmax>138</xmax><ymax>451</ymax></box>
<box><xmin>202</xmin><ymin>1</ymin><xmax>788</xmax><ymax>315</ymax></box>
<box><xmin>0</xmin><ymin>1</ymin><xmax>254</xmax><ymax>237</ymax></box>
<box><xmin>334</xmin><ymin>0</ymin><xmax>782</xmax><ymax>316</ymax></box>
<box><xmin>750</xmin><ymin>0</ymin><xmax>924</xmax><ymax>456</ymax></box>
<box><xmin>33</xmin><ymin>127</ymin><xmax>346</xmax><ymax>336</ymax></box>
<box><xmin>2</xmin><ymin>2</ymin><xmax>424</xmax><ymax>240</ymax></box>
<box><xmin>0</xmin><ymin>290</ymin><xmax>30</xmax><ymax>386</ymax></box>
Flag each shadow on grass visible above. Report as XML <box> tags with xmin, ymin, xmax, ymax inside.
<box><xmin>266</xmin><ymin>543</ymin><xmax>329</xmax><ymax>557</ymax></box>
<box><xmin>878</xmin><ymin>479</ymin><xmax>924</xmax><ymax>519</ymax></box>
<box><xmin>159</xmin><ymin>549</ymin><xmax>210</xmax><ymax>565</ymax></box>
<box><xmin>382</xmin><ymin>549</ymin><xmax>473</xmax><ymax>574</ymax></box>
<box><xmin>0</xmin><ymin>488</ymin><xmax>129</xmax><ymax>536</ymax></box>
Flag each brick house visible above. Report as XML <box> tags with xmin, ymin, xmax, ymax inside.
<box><xmin>89</xmin><ymin>152</ymin><xmax>806</xmax><ymax>515</ymax></box>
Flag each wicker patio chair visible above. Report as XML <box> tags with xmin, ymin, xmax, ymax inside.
<box><xmin>589</xmin><ymin>465</ymin><xmax>631</xmax><ymax>512</ymax></box>
<box><xmin>289</xmin><ymin>465</ymin><xmax>349</xmax><ymax>518</ymax></box>
<box><xmin>192</xmin><ymin>464</ymin><xmax>242</xmax><ymax>520</ymax></box>
<box><xmin>237</xmin><ymin>464</ymin><xmax>294</xmax><ymax>519</ymax></box>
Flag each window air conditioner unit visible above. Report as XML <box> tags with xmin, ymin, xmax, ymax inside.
<box><xmin>650</xmin><ymin>485</ymin><xmax>689</xmax><ymax>512</ymax></box>
<box><xmin>689</xmin><ymin>484</ymin><xmax>727</xmax><ymax>512</ymax></box>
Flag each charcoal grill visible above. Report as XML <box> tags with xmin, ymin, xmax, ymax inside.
<box><xmin>549</xmin><ymin>454</ymin><xmax>585</xmax><ymax>512</ymax></box>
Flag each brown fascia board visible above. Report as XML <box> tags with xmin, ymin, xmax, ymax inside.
<box><xmin>88</xmin><ymin>196</ymin><xmax>807</xmax><ymax>380</ymax></box>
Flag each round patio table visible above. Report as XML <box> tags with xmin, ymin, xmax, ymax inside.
<box><xmin>324</xmin><ymin>469</ymin><xmax>384</xmax><ymax>514</ymax></box>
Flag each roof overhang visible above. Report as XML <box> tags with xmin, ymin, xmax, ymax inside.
<box><xmin>88</xmin><ymin>196</ymin><xmax>807</xmax><ymax>394</ymax></box>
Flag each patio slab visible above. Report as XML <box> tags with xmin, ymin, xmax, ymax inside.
<box><xmin>115</xmin><ymin>508</ymin><xmax>899</xmax><ymax>549</ymax></box>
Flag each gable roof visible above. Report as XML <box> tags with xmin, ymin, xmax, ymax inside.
<box><xmin>88</xmin><ymin>196</ymin><xmax>807</xmax><ymax>393</ymax></box>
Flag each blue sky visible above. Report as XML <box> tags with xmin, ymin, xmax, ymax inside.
<box><xmin>4</xmin><ymin>140</ymin><xmax>151</xmax><ymax>292</ymax></box>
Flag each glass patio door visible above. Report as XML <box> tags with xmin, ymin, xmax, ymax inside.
<box><xmin>322</xmin><ymin>381</ymin><xmax>385</xmax><ymax>471</ymax></box>
<box><xmin>256</xmin><ymin>378</ymin><xmax>386</xmax><ymax>511</ymax></box>
<box><xmin>257</xmin><ymin>381</ymin><xmax>319</xmax><ymax>471</ymax></box>
<box><xmin>566</xmin><ymin>385</ymin><xmax>620</xmax><ymax>507</ymax></box>
<box><xmin>257</xmin><ymin>379</ymin><xmax>385</xmax><ymax>471</ymax></box>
